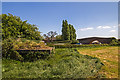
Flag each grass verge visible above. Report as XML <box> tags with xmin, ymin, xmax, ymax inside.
<box><xmin>77</xmin><ymin>46</ymin><xmax>118</xmax><ymax>78</ymax></box>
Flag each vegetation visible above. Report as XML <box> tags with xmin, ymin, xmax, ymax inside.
<box><xmin>2</xmin><ymin>13</ymin><xmax>43</xmax><ymax>40</ymax></box>
<box><xmin>2</xmin><ymin>13</ymin><xmax>47</xmax><ymax>61</ymax></box>
<box><xmin>2</xmin><ymin>38</ymin><xmax>52</xmax><ymax>61</ymax></box>
<box><xmin>110</xmin><ymin>39</ymin><xmax>119</xmax><ymax>46</ymax></box>
<box><xmin>1</xmin><ymin>13</ymin><xmax>119</xmax><ymax>79</ymax></box>
<box><xmin>62</xmin><ymin>20</ymin><xmax>76</xmax><ymax>40</ymax></box>
<box><xmin>56</xmin><ymin>35</ymin><xmax>62</xmax><ymax>41</ymax></box>
<box><xmin>78</xmin><ymin>46</ymin><xmax>118</xmax><ymax>78</ymax></box>
<box><xmin>48</xmin><ymin>43</ymin><xmax>109</xmax><ymax>48</ymax></box>
<box><xmin>2</xmin><ymin>49</ymin><xmax>103</xmax><ymax>78</ymax></box>
<box><xmin>13</xmin><ymin>39</ymin><xmax>48</xmax><ymax>50</ymax></box>
<box><xmin>43</xmin><ymin>31</ymin><xmax>57</xmax><ymax>42</ymax></box>
<box><xmin>71</xmin><ymin>40</ymin><xmax>79</xmax><ymax>44</ymax></box>
<box><xmin>2</xmin><ymin>38</ymin><xmax>14</xmax><ymax>58</ymax></box>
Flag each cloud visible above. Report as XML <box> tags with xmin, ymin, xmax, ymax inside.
<box><xmin>97</xmin><ymin>26</ymin><xmax>111</xmax><ymax>29</ymax></box>
<box><xmin>97</xmin><ymin>26</ymin><xmax>102</xmax><ymax>29</ymax></box>
<box><xmin>78</xmin><ymin>27</ymin><xmax>94</xmax><ymax>31</ymax></box>
<box><xmin>103</xmin><ymin>26</ymin><xmax>111</xmax><ymax>29</ymax></box>
<box><xmin>109</xmin><ymin>30</ymin><xmax>116</xmax><ymax>32</ymax></box>
<box><xmin>113</xmin><ymin>26</ymin><xmax>116</xmax><ymax>28</ymax></box>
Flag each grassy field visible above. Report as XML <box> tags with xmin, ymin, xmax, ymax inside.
<box><xmin>77</xmin><ymin>46</ymin><xmax>118</xmax><ymax>78</ymax></box>
<box><xmin>2</xmin><ymin>48</ymin><xmax>103</xmax><ymax>79</ymax></box>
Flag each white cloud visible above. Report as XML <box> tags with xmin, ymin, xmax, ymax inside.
<box><xmin>113</xmin><ymin>26</ymin><xmax>116</xmax><ymax>28</ymax></box>
<box><xmin>109</xmin><ymin>30</ymin><xmax>116</xmax><ymax>32</ymax></box>
<box><xmin>77</xmin><ymin>25</ymin><xmax>118</xmax><ymax>39</ymax></box>
<box><xmin>97</xmin><ymin>26</ymin><xmax>111</xmax><ymax>29</ymax></box>
<box><xmin>78</xmin><ymin>27</ymin><xmax>94</xmax><ymax>31</ymax></box>
<box><xmin>102</xmin><ymin>26</ymin><xmax>111</xmax><ymax>29</ymax></box>
<box><xmin>97</xmin><ymin>26</ymin><xmax>102</xmax><ymax>29</ymax></box>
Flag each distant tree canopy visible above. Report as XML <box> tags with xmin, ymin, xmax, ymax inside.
<box><xmin>56</xmin><ymin>35</ymin><xmax>62</xmax><ymax>41</ymax></box>
<box><xmin>43</xmin><ymin>31</ymin><xmax>57</xmax><ymax>42</ymax></box>
<box><xmin>62</xmin><ymin>20</ymin><xmax>76</xmax><ymax>40</ymax></box>
<box><xmin>2</xmin><ymin>13</ymin><xmax>42</xmax><ymax>40</ymax></box>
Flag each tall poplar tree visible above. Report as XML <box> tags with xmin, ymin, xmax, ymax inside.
<box><xmin>62</xmin><ymin>20</ymin><xmax>65</xmax><ymax>40</ymax></box>
<box><xmin>69</xmin><ymin>24</ymin><xmax>73</xmax><ymax>40</ymax></box>
<box><xmin>62</xmin><ymin>20</ymin><xmax>76</xmax><ymax>40</ymax></box>
<box><xmin>72</xmin><ymin>25</ymin><xmax>76</xmax><ymax>40</ymax></box>
<box><xmin>65</xmin><ymin>20</ymin><xmax>70</xmax><ymax>40</ymax></box>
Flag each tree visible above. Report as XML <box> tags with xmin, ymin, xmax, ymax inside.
<box><xmin>66</xmin><ymin>23</ymin><xmax>70</xmax><ymax>40</ymax></box>
<box><xmin>62</xmin><ymin>20</ymin><xmax>70</xmax><ymax>40</ymax></box>
<box><xmin>62</xmin><ymin>20</ymin><xmax>65</xmax><ymax>40</ymax></box>
<box><xmin>62</xmin><ymin>20</ymin><xmax>76</xmax><ymax>40</ymax></box>
<box><xmin>44</xmin><ymin>31</ymin><xmax>57</xmax><ymax>42</ymax></box>
<box><xmin>56</xmin><ymin>35</ymin><xmax>62</xmax><ymax>41</ymax></box>
<box><xmin>69</xmin><ymin>24</ymin><xmax>73</xmax><ymax>40</ymax></box>
<box><xmin>72</xmin><ymin>25</ymin><xmax>76</xmax><ymax>40</ymax></box>
<box><xmin>43</xmin><ymin>34</ymin><xmax>50</xmax><ymax>42</ymax></box>
<box><xmin>2</xmin><ymin>13</ymin><xmax>43</xmax><ymax>40</ymax></box>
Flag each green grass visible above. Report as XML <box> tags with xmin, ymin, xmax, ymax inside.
<box><xmin>77</xmin><ymin>46</ymin><xmax>118</xmax><ymax>78</ymax></box>
<box><xmin>2</xmin><ymin>48</ymin><xmax>103</xmax><ymax>78</ymax></box>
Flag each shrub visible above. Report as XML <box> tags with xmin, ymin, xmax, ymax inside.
<box><xmin>18</xmin><ymin>50</ymin><xmax>50</xmax><ymax>61</ymax></box>
<box><xmin>10</xmin><ymin>51</ymin><xmax>24</xmax><ymax>61</ymax></box>
<box><xmin>53</xmin><ymin>40</ymin><xmax>72</xmax><ymax>43</ymax></box>
<box><xmin>48</xmin><ymin>44</ymin><xmax>109</xmax><ymax>48</ymax></box>
<box><xmin>2</xmin><ymin>38</ymin><xmax>14</xmax><ymax>58</ymax></box>
<box><xmin>110</xmin><ymin>39</ymin><xmax>118</xmax><ymax>46</ymax></box>
<box><xmin>71</xmin><ymin>40</ymin><xmax>79</xmax><ymax>44</ymax></box>
<box><xmin>2</xmin><ymin>38</ymin><xmax>24</xmax><ymax>61</ymax></box>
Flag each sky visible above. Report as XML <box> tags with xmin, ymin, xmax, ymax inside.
<box><xmin>1</xmin><ymin>0</ymin><xmax>119</xmax><ymax>2</ymax></box>
<box><xmin>2</xmin><ymin>2</ymin><xmax>118</xmax><ymax>39</ymax></box>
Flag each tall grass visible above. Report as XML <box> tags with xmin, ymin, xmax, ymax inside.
<box><xmin>2</xmin><ymin>48</ymin><xmax>103</xmax><ymax>79</ymax></box>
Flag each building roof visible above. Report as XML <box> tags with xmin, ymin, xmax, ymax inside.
<box><xmin>77</xmin><ymin>37</ymin><xmax>113</xmax><ymax>40</ymax></box>
<box><xmin>77</xmin><ymin>37</ymin><xmax>113</xmax><ymax>44</ymax></box>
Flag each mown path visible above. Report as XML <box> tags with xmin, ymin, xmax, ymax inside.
<box><xmin>77</xmin><ymin>46</ymin><xmax>118</xmax><ymax>78</ymax></box>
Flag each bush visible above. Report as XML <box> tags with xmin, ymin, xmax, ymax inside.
<box><xmin>48</xmin><ymin>44</ymin><xmax>109</xmax><ymax>48</ymax></box>
<box><xmin>71</xmin><ymin>40</ymin><xmax>79</xmax><ymax>44</ymax></box>
<box><xmin>2</xmin><ymin>38</ymin><xmax>14</xmax><ymax>58</ymax></box>
<box><xmin>110</xmin><ymin>39</ymin><xmax>118</xmax><ymax>46</ymax></box>
<box><xmin>3</xmin><ymin>38</ymin><xmax>51</xmax><ymax>61</ymax></box>
<box><xmin>10</xmin><ymin>51</ymin><xmax>24</xmax><ymax>61</ymax></box>
<box><xmin>18</xmin><ymin>50</ymin><xmax>50</xmax><ymax>61</ymax></box>
<box><xmin>2</xmin><ymin>38</ymin><xmax>24</xmax><ymax>61</ymax></box>
<box><xmin>52</xmin><ymin>40</ymin><xmax>72</xmax><ymax>43</ymax></box>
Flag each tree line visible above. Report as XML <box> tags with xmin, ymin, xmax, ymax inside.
<box><xmin>43</xmin><ymin>20</ymin><xmax>77</xmax><ymax>42</ymax></box>
<box><xmin>2</xmin><ymin>13</ymin><xmax>77</xmax><ymax>42</ymax></box>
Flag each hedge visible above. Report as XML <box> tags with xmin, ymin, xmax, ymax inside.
<box><xmin>17</xmin><ymin>50</ymin><xmax>50</xmax><ymax>61</ymax></box>
<box><xmin>48</xmin><ymin>44</ymin><xmax>109</xmax><ymax>48</ymax></box>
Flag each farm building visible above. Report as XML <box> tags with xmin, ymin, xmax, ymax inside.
<box><xmin>77</xmin><ymin>37</ymin><xmax>114</xmax><ymax>44</ymax></box>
